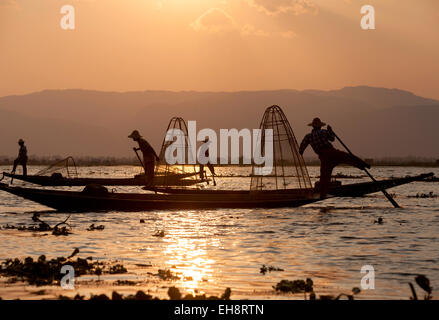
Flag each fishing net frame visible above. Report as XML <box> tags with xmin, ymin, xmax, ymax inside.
<box><xmin>36</xmin><ymin>156</ymin><xmax>78</xmax><ymax>178</ymax></box>
<box><xmin>155</xmin><ymin>117</ymin><xmax>200</xmax><ymax>188</ymax></box>
<box><xmin>250</xmin><ymin>105</ymin><xmax>313</xmax><ymax>192</ymax></box>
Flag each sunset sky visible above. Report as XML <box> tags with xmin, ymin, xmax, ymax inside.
<box><xmin>1</xmin><ymin>0</ymin><xmax>438</xmax><ymax>99</ymax></box>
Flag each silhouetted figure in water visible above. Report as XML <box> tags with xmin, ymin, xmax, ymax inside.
<box><xmin>12</xmin><ymin>139</ymin><xmax>28</xmax><ymax>176</ymax></box>
<box><xmin>128</xmin><ymin>130</ymin><xmax>159</xmax><ymax>186</ymax></box>
<box><xmin>299</xmin><ymin>118</ymin><xmax>370</xmax><ymax>199</ymax></box>
<box><xmin>199</xmin><ymin>138</ymin><xmax>216</xmax><ymax>186</ymax></box>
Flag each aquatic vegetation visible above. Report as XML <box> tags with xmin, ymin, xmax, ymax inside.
<box><xmin>109</xmin><ymin>264</ymin><xmax>127</xmax><ymax>274</ymax></box>
<box><xmin>0</xmin><ymin>249</ymin><xmax>129</xmax><ymax>286</ymax></box>
<box><xmin>167</xmin><ymin>286</ymin><xmax>232</xmax><ymax>300</ymax></box>
<box><xmin>411</xmin><ymin>192</ymin><xmax>437</xmax><ymax>198</ymax></box>
<box><xmin>274</xmin><ymin>278</ymin><xmax>313</xmax><ymax>294</ymax></box>
<box><xmin>113</xmin><ymin>279</ymin><xmax>137</xmax><ymax>286</ymax></box>
<box><xmin>1</xmin><ymin>213</ymin><xmax>72</xmax><ymax>236</ymax></box>
<box><xmin>314</xmin><ymin>287</ymin><xmax>361</xmax><ymax>300</ymax></box>
<box><xmin>374</xmin><ymin>217</ymin><xmax>384</xmax><ymax>224</ymax></box>
<box><xmin>157</xmin><ymin>269</ymin><xmax>180</xmax><ymax>280</ymax></box>
<box><xmin>409</xmin><ymin>275</ymin><xmax>433</xmax><ymax>300</ymax></box>
<box><xmin>57</xmin><ymin>288</ymin><xmax>231</xmax><ymax>301</ymax></box>
<box><xmin>260</xmin><ymin>265</ymin><xmax>284</xmax><ymax>275</ymax></box>
<box><xmin>87</xmin><ymin>224</ymin><xmax>105</xmax><ymax>231</ymax></box>
<box><xmin>153</xmin><ymin>230</ymin><xmax>165</xmax><ymax>237</ymax></box>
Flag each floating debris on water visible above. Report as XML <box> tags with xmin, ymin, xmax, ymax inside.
<box><xmin>273</xmin><ymin>278</ymin><xmax>313</xmax><ymax>294</ymax></box>
<box><xmin>315</xmin><ymin>287</ymin><xmax>361</xmax><ymax>300</ymax></box>
<box><xmin>1</xmin><ymin>213</ymin><xmax>72</xmax><ymax>236</ymax></box>
<box><xmin>167</xmin><ymin>287</ymin><xmax>231</xmax><ymax>300</ymax></box>
<box><xmin>58</xmin><ymin>287</ymin><xmax>231</xmax><ymax>300</ymax></box>
<box><xmin>87</xmin><ymin>224</ymin><xmax>105</xmax><ymax>231</ymax></box>
<box><xmin>113</xmin><ymin>279</ymin><xmax>137</xmax><ymax>286</ymax></box>
<box><xmin>410</xmin><ymin>192</ymin><xmax>437</xmax><ymax>198</ymax></box>
<box><xmin>374</xmin><ymin>217</ymin><xmax>384</xmax><ymax>224</ymax></box>
<box><xmin>0</xmin><ymin>249</ymin><xmax>129</xmax><ymax>286</ymax></box>
<box><xmin>260</xmin><ymin>264</ymin><xmax>284</xmax><ymax>275</ymax></box>
<box><xmin>153</xmin><ymin>230</ymin><xmax>165</xmax><ymax>237</ymax></box>
<box><xmin>409</xmin><ymin>275</ymin><xmax>433</xmax><ymax>300</ymax></box>
<box><xmin>156</xmin><ymin>269</ymin><xmax>179</xmax><ymax>280</ymax></box>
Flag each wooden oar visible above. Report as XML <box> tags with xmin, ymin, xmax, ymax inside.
<box><xmin>133</xmin><ymin>148</ymin><xmax>147</xmax><ymax>173</ymax></box>
<box><xmin>330</xmin><ymin>129</ymin><xmax>401</xmax><ymax>208</ymax></box>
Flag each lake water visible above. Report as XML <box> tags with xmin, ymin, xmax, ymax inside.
<box><xmin>0</xmin><ymin>165</ymin><xmax>438</xmax><ymax>300</ymax></box>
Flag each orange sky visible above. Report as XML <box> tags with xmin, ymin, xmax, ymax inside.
<box><xmin>1</xmin><ymin>0</ymin><xmax>438</xmax><ymax>99</ymax></box>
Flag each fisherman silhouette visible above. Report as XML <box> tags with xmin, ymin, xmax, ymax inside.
<box><xmin>199</xmin><ymin>138</ymin><xmax>216</xmax><ymax>186</ymax></box>
<box><xmin>12</xmin><ymin>139</ymin><xmax>28</xmax><ymax>176</ymax></box>
<box><xmin>299</xmin><ymin>118</ymin><xmax>370</xmax><ymax>198</ymax></box>
<box><xmin>128</xmin><ymin>130</ymin><xmax>159</xmax><ymax>186</ymax></box>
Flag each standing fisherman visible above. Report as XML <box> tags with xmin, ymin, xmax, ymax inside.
<box><xmin>12</xmin><ymin>139</ymin><xmax>28</xmax><ymax>176</ymax></box>
<box><xmin>199</xmin><ymin>138</ymin><xmax>216</xmax><ymax>186</ymax></box>
<box><xmin>299</xmin><ymin>118</ymin><xmax>370</xmax><ymax>198</ymax></box>
<box><xmin>128</xmin><ymin>130</ymin><xmax>159</xmax><ymax>186</ymax></box>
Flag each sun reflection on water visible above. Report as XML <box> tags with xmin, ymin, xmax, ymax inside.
<box><xmin>163</xmin><ymin>236</ymin><xmax>216</xmax><ymax>295</ymax></box>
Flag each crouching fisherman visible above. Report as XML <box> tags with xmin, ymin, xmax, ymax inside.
<box><xmin>12</xmin><ymin>139</ymin><xmax>28</xmax><ymax>176</ymax></box>
<box><xmin>299</xmin><ymin>118</ymin><xmax>370</xmax><ymax>199</ymax></box>
<box><xmin>128</xmin><ymin>130</ymin><xmax>159</xmax><ymax>186</ymax></box>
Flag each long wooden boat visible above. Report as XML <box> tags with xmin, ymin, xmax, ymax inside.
<box><xmin>0</xmin><ymin>173</ymin><xmax>433</xmax><ymax>212</ymax></box>
<box><xmin>1</xmin><ymin>172</ymin><xmax>201</xmax><ymax>187</ymax></box>
<box><xmin>0</xmin><ymin>182</ymin><xmax>318</xmax><ymax>212</ymax></box>
<box><xmin>325</xmin><ymin>173</ymin><xmax>434</xmax><ymax>197</ymax></box>
<box><xmin>148</xmin><ymin>173</ymin><xmax>435</xmax><ymax>198</ymax></box>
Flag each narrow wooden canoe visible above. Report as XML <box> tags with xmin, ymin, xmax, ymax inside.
<box><xmin>148</xmin><ymin>173</ymin><xmax>435</xmax><ymax>198</ymax></box>
<box><xmin>0</xmin><ymin>182</ymin><xmax>318</xmax><ymax>212</ymax></box>
<box><xmin>2</xmin><ymin>172</ymin><xmax>202</xmax><ymax>187</ymax></box>
<box><xmin>0</xmin><ymin>173</ymin><xmax>434</xmax><ymax>212</ymax></box>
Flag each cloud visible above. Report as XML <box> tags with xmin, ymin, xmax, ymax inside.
<box><xmin>246</xmin><ymin>0</ymin><xmax>317</xmax><ymax>15</ymax></box>
<box><xmin>190</xmin><ymin>8</ymin><xmax>239</xmax><ymax>34</ymax></box>
<box><xmin>191</xmin><ymin>8</ymin><xmax>297</xmax><ymax>39</ymax></box>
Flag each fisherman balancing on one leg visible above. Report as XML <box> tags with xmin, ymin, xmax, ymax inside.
<box><xmin>128</xmin><ymin>130</ymin><xmax>159</xmax><ymax>186</ymax></box>
<box><xmin>12</xmin><ymin>139</ymin><xmax>28</xmax><ymax>176</ymax></box>
<box><xmin>299</xmin><ymin>118</ymin><xmax>370</xmax><ymax>199</ymax></box>
<box><xmin>198</xmin><ymin>138</ymin><xmax>216</xmax><ymax>186</ymax></box>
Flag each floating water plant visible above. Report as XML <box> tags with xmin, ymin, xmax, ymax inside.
<box><xmin>0</xmin><ymin>249</ymin><xmax>129</xmax><ymax>286</ymax></box>
<box><xmin>260</xmin><ymin>265</ymin><xmax>284</xmax><ymax>275</ymax></box>
<box><xmin>409</xmin><ymin>275</ymin><xmax>433</xmax><ymax>300</ymax></box>
<box><xmin>274</xmin><ymin>278</ymin><xmax>313</xmax><ymax>293</ymax></box>
<box><xmin>87</xmin><ymin>224</ymin><xmax>105</xmax><ymax>231</ymax></box>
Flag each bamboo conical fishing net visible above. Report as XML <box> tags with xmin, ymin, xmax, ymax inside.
<box><xmin>154</xmin><ymin>117</ymin><xmax>200</xmax><ymax>187</ymax></box>
<box><xmin>250</xmin><ymin>105</ymin><xmax>312</xmax><ymax>191</ymax></box>
<box><xmin>36</xmin><ymin>156</ymin><xmax>78</xmax><ymax>178</ymax></box>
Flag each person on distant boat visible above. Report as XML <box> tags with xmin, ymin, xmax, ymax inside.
<box><xmin>128</xmin><ymin>130</ymin><xmax>159</xmax><ymax>186</ymax></box>
<box><xmin>199</xmin><ymin>138</ymin><xmax>216</xmax><ymax>186</ymax></box>
<box><xmin>299</xmin><ymin>118</ymin><xmax>370</xmax><ymax>199</ymax></box>
<box><xmin>12</xmin><ymin>139</ymin><xmax>28</xmax><ymax>176</ymax></box>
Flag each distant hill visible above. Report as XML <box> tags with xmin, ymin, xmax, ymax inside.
<box><xmin>0</xmin><ymin>86</ymin><xmax>438</xmax><ymax>158</ymax></box>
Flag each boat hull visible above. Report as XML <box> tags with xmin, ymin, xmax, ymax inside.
<box><xmin>0</xmin><ymin>182</ymin><xmax>318</xmax><ymax>212</ymax></box>
<box><xmin>149</xmin><ymin>173</ymin><xmax>434</xmax><ymax>197</ymax></box>
<box><xmin>0</xmin><ymin>173</ymin><xmax>433</xmax><ymax>212</ymax></box>
<box><xmin>2</xmin><ymin>172</ymin><xmax>201</xmax><ymax>187</ymax></box>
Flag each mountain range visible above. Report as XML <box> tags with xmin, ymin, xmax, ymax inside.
<box><xmin>0</xmin><ymin>86</ymin><xmax>438</xmax><ymax>159</ymax></box>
